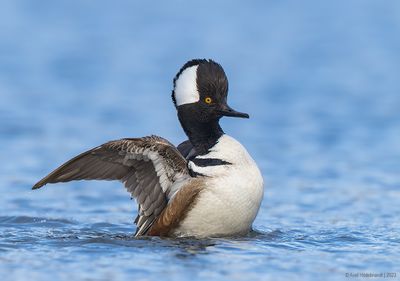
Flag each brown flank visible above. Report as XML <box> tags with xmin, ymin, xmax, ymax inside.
<box><xmin>147</xmin><ymin>179</ymin><xmax>204</xmax><ymax>236</ymax></box>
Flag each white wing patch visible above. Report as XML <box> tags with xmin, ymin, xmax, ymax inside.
<box><xmin>174</xmin><ymin>65</ymin><xmax>199</xmax><ymax>106</ymax></box>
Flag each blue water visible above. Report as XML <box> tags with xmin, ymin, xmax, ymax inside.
<box><xmin>1</xmin><ymin>1</ymin><xmax>400</xmax><ymax>280</ymax></box>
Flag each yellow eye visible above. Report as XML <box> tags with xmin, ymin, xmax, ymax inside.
<box><xmin>205</xmin><ymin>97</ymin><xmax>212</xmax><ymax>104</ymax></box>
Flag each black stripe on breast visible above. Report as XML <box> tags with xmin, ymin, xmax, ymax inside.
<box><xmin>189</xmin><ymin>168</ymin><xmax>205</xmax><ymax>177</ymax></box>
<box><xmin>191</xmin><ymin>158</ymin><xmax>232</xmax><ymax>167</ymax></box>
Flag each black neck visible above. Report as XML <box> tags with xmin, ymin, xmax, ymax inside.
<box><xmin>178</xmin><ymin>112</ymin><xmax>224</xmax><ymax>156</ymax></box>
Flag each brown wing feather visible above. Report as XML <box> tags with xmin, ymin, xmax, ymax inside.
<box><xmin>32</xmin><ymin>135</ymin><xmax>190</xmax><ymax>236</ymax></box>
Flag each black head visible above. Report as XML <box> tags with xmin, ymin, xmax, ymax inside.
<box><xmin>171</xmin><ymin>59</ymin><xmax>248</xmax><ymax>154</ymax></box>
<box><xmin>172</xmin><ymin>59</ymin><xmax>249</xmax><ymax>123</ymax></box>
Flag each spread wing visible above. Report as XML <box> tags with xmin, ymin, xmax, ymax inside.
<box><xmin>32</xmin><ymin>135</ymin><xmax>191</xmax><ymax>236</ymax></box>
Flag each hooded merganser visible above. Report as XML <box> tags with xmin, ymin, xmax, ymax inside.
<box><xmin>33</xmin><ymin>59</ymin><xmax>264</xmax><ymax>238</ymax></box>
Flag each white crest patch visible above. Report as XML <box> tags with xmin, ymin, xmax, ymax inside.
<box><xmin>174</xmin><ymin>65</ymin><xmax>200</xmax><ymax>106</ymax></box>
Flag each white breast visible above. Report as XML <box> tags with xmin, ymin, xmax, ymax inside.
<box><xmin>174</xmin><ymin>135</ymin><xmax>264</xmax><ymax>237</ymax></box>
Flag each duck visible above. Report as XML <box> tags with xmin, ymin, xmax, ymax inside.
<box><xmin>33</xmin><ymin>59</ymin><xmax>264</xmax><ymax>238</ymax></box>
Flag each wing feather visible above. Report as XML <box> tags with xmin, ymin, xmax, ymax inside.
<box><xmin>33</xmin><ymin>135</ymin><xmax>190</xmax><ymax>236</ymax></box>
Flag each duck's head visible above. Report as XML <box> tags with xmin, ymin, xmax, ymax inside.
<box><xmin>171</xmin><ymin>59</ymin><xmax>248</xmax><ymax>153</ymax></box>
<box><xmin>172</xmin><ymin>59</ymin><xmax>249</xmax><ymax>123</ymax></box>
